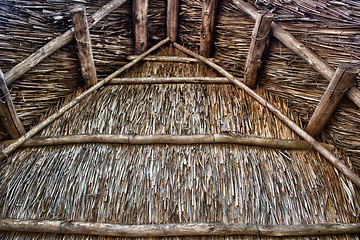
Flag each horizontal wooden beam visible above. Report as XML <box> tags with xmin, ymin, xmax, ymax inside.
<box><xmin>126</xmin><ymin>55</ymin><xmax>220</xmax><ymax>63</ymax></box>
<box><xmin>306</xmin><ymin>64</ymin><xmax>357</xmax><ymax>137</ymax></box>
<box><xmin>0</xmin><ymin>219</ymin><xmax>359</xmax><ymax>237</ymax></box>
<box><xmin>167</xmin><ymin>0</ymin><xmax>180</xmax><ymax>42</ymax></box>
<box><xmin>0</xmin><ymin>69</ymin><xmax>25</xmax><ymax>139</ymax></box>
<box><xmin>70</xmin><ymin>4</ymin><xmax>97</xmax><ymax>88</ymax></box>
<box><xmin>109</xmin><ymin>77</ymin><xmax>231</xmax><ymax>84</ymax></box>
<box><xmin>200</xmin><ymin>0</ymin><xmax>218</xmax><ymax>57</ymax></box>
<box><xmin>133</xmin><ymin>0</ymin><xmax>148</xmax><ymax>54</ymax></box>
<box><xmin>0</xmin><ymin>38</ymin><xmax>170</xmax><ymax>162</ymax></box>
<box><xmin>231</xmin><ymin>0</ymin><xmax>360</xmax><ymax>108</ymax></box>
<box><xmin>4</xmin><ymin>0</ymin><xmax>127</xmax><ymax>85</ymax></box>
<box><xmin>173</xmin><ymin>42</ymin><xmax>360</xmax><ymax>188</ymax></box>
<box><xmin>1</xmin><ymin>133</ymin><xmax>335</xmax><ymax>151</ymax></box>
<box><xmin>244</xmin><ymin>10</ymin><xmax>273</xmax><ymax>88</ymax></box>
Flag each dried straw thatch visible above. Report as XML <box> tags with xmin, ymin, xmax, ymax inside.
<box><xmin>1</xmin><ymin>47</ymin><xmax>359</xmax><ymax>239</ymax></box>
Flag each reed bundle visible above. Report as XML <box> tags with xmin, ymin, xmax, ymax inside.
<box><xmin>1</xmin><ymin>47</ymin><xmax>359</xmax><ymax>240</ymax></box>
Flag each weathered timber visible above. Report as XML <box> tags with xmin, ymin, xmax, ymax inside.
<box><xmin>173</xmin><ymin>42</ymin><xmax>360</xmax><ymax>188</ymax></box>
<box><xmin>0</xmin><ymin>219</ymin><xmax>359</xmax><ymax>237</ymax></box>
<box><xmin>0</xmin><ymin>69</ymin><xmax>25</xmax><ymax>139</ymax></box>
<box><xmin>109</xmin><ymin>77</ymin><xmax>231</xmax><ymax>84</ymax></box>
<box><xmin>231</xmin><ymin>0</ymin><xmax>360</xmax><ymax>108</ymax></box>
<box><xmin>306</xmin><ymin>64</ymin><xmax>357</xmax><ymax>137</ymax></box>
<box><xmin>126</xmin><ymin>55</ymin><xmax>220</xmax><ymax>63</ymax></box>
<box><xmin>167</xmin><ymin>0</ymin><xmax>180</xmax><ymax>42</ymax></box>
<box><xmin>244</xmin><ymin>10</ymin><xmax>273</xmax><ymax>89</ymax></box>
<box><xmin>70</xmin><ymin>4</ymin><xmax>97</xmax><ymax>88</ymax></box>
<box><xmin>133</xmin><ymin>0</ymin><xmax>148</xmax><ymax>54</ymax></box>
<box><xmin>4</xmin><ymin>0</ymin><xmax>127</xmax><ymax>85</ymax></box>
<box><xmin>1</xmin><ymin>134</ymin><xmax>335</xmax><ymax>151</ymax></box>
<box><xmin>0</xmin><ymin>38</ymin><xmax>170</xmax><ymax>162</ymax></box>
<box><xmin>200</xmin><ymin>0</ymin><xmax>218</xmax><ymax>57</ymax></box>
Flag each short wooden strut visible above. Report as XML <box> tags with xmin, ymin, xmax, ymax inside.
<box><xmin>244</xmin><ymin>10</ymin><xmax>273</xmax><ymax>89</ymax></box>
<box><xmin>0</xmin><ymin>69</ymin><xmax>25</xmax><ymax>139</ymax></box>
<box><xmin>133</xmin><ymin>0</ymin><xmax>148</xmax><ymax>54</ymax></box>
<box><xmin>167</xmin><ymin>0</ymin><xmax>180</xmax><ymax>42</ymax></box>
<box><xmin>200</xmin><ymin>0</ymin><xmax>218</xmax><ymax>57</ymax></box>
<box><xmin>70</xmin><ymin>4</ymin><xmax>97</xmax><ymax>88</ymax></box>
<box><xmin>305</xmin><ymin>64</ymin><xmax>357</xmax><ymax>137</ymax></box>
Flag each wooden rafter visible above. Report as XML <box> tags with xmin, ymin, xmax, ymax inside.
<box><xmin>133</xmin><ymin>0</ymin><xmax>148</xmax><ymax>54</ymax></box>
<box><xmin>3</xmin><ymin>0</ymin><xmax>127</xmax><ymax>86</ymax></box>
<box><xmin>244</xmin><ymin>10</ymin><xmax>273</xmax><ymax>89</ymax></box>
<box><xmin>109</xmin><ymin>77</ymin><xmax>230</xmax><ymax>84</ymax></box>
<box><xmin>200</xmin><ymin>0</ymin><xmax>218</xmax><ymax>57</ymax></box>
<box><xmin>70</xmin><ymin>4</ymin><xmax>97</xmax><ymax>88</ymax></box>
<box><xmin>231</xmin><ymin>0</ymin><xmax>360</xmax><ymax>108</ymax></box>
<box><xmin>166</xmin><ymin>0</ymin><xmax>180</xmax><ymax>42</ymax></box>
<box><xmin>173</xmin><ymin>42</ymin><xmax>360</xmax><ymax>188</ymax></box>
<box><xmin>0</xmin><ymin>219</ymin><xmax>359</xmax><ymax>237</ymax></box>
<box><xmin>0</xmin><ymin>69</ymin><xmax>25</xmax><ymax>139</ymax></box>
<box><xmin>1</xmin><ymin>133</ymin><xmax>335</xmax><ymax>151</ymax></box>
<box><xmin>0</xmin><ymin>38</ymin><xmax>170</xmax><ymax>162</ymax></box>
<box><xmin>306</xmin><ymin>64</ymin><xmax>357</xmax><ymax>137</ymax></box>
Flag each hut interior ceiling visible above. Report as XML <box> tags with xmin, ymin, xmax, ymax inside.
<box><xmin>0</xmin><ymin>0</ymin><xmax>360</xmax><ymax>238</ymax></box>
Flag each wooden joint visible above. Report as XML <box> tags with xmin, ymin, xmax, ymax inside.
<box><xmin>244</xmin><ymin>10</ymin><xmax>273</xmax><ymax>89</ymax></box>
<box><xmin>200</xmin><ymin>0</ymin><xmax>218</xmax><ymax>57</ymax></box>
<box><xmin>133</xmin><ymin>0</ymin><xmax>148</xmax><ymax>54</ymax></box>
<box><xmin>70</xmin><ymin>4</ymin><xmax>97</xmax><ymax>88</ymax></box>
<box><xmin>166</xmin><ymin>0</ymin><xmax>180</xmax><ymax>42</ymax></box>
<box><xmin>0</xmin><ymin>69</ymin><xmax>25</xmax><ymax>139</ymax></box>
<box><xmin>305</xmin><ymin>64</ymin><xmax>357</xmax><ymax>137</ymax></box>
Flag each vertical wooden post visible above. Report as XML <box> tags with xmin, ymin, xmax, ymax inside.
<box><xmin>167</xmin><ymin>0</ymin><xmax>180</xmax><ymax>42</ymax></box>
<box><xmin>200</xmin><ymin>0</ymin><xmax>218</xmax><ymax>57</ymax></box>
<box><xmin>305</xmin><ymin>64</ymin><xmax>357</xmax><ymax>137</ymax></box>
<box><xmin>70</xmin><ymin>4</ymin><xmax>97</xmax><ymax>88</ymax></box>
<box><xmin>0</xmin><ymin>69</ymin><xmax>25</xmax><ymax>139</ymax></box>
<box><xmin>133</xmin><ymin>0</ymin><xmax>148</xmax><ymax>54</ymax></box>
<box><xmin>244</xmin><ymin>10</ymin><xmax>273</xmax><ymax>89</ymax></box>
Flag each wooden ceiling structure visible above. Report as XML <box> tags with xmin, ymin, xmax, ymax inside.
<box><xmin>0</xmin><ymin>0</ymin><xmax>360</xmax><ymax>237</ymax></box>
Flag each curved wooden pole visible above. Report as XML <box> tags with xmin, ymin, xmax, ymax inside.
<box><xmin>0</xmin><ymin>219</ymin><xmax>359</xmax><ymax>237</ymax></box>
<box><xmin>1</xmin><ymin>134</ymin><xmax>335</xmax><ymax>151</ymax></box>
<box><xmin>232</xmin><ymin>0</ymin><xmax>360</xmax><ymax>108</ymax></box>
<box><xmin>0</xmin><ymin>38</ymin><xmax>170</xmax><ymax>162</ymax></box>
<box><xmin>173</xmin><ymin>42</ymin><xmax>360</xmax><ymax>188</ymax></box>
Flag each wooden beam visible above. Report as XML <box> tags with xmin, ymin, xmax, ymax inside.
<box><xmin>305</xmin><ymin>64</ymin><xmax>357</xmax><ymax>137</ymax></box>
<box><xmin>133</xmin><ymin>0</ymin><xmax>148</xmax><ymax>54</ymax></box>
<box><xmin>1</xmin><ymin>134</ymin><xmax>335</xmax><ymax>151</ymax></box>
<box><xmin>109</xmin><ymin>77</ymin><xmax>231</xmax><ymax>84</ymax></box>
<box><xmin>70</xmin><ymin>4</ymin><xmax>97</xmax><ymax>88</ymax></box>
<box><xmin>126</xmin><ymin>55</ymin><xmax>220</xmax><ymax>63</ymax></box>
<box><xmin>244</xmin><ymin>10</ymin><xmax>273</xmax><ymax>89</ymax></box>
<box><xmin>0</xmin><ymin>38</ymin><xmax>170</xmax><ymax>162</ymax></box>
<box><xmin>0</xmin><ymin>69</ymin><xmax>25</xmax><ymax>139</ymax></box>
<box><xmin>4</xmin><ymin>0</ymin><xmax>127</xmax><ymax>85</ymax></box>
<box><xmin>173</xmin><ymin>42</ymin><xmax>360</xmax><ymax>188</ymax></box>
<box><xmin>166</xmin><ymin>0</ymin><xmax>180</xmax><ymax>42</ymax></box>
<box><xmin>231</xmin><ymin>0</ymin><xmax>360</xmax><ymax>108</ymax></box>
<box><xmin>200</xmin><ymin>0</ymin><xmax>218</xmax><ymax>57</ymax></box>
<box><xmin>1</xmin><ymin>219</ymin><xmax>359</xmax><ymax>237</ymax></box>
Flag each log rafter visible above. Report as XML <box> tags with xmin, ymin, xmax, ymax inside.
<box><xmin>167</xmin><ymin>0</ymin><xmax>180</xmax><ymax>42</ymax></box>
<box><xmin>133</xmin><ymin>0</ymin><xmax>148</xmax><ymax>54</ymax></box>
<box><xmin>200</xmin><ymin>0</ymin><xmax>218</xmax><ymax>57</ymax></box>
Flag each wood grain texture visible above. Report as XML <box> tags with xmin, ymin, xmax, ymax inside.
<box><xmin>200</xmin><ymin>0</ymin><xmax>218</xmax><ymax>57</ymax></box>
<box><xmin>70</xmin><ymin>4</ymin><xmax>97</xmax><ymax>88</ymax></box>
<box><xmin>306</xmin><ymin>64</ymin><xmax>357</xmax><ymax>137</ymax></box>
<box><xmin>0</xmin><ymin>219</ymin><xmax>359</xmax><ymax>237</ymax></box>
<box><xmin>0</xmin><ymin>69</ymin><xmax>25</xmax><ymax>139</ymax></box>
<box><xmin>244</xmin><ymin>11</ymin><xmax>273</xmax><ymax>89</ymax></box>
<box><xmin>166</xmin><ymin>0</ymin><xmax>180</xmax><ymax>42</ymax></box>
<box><xmin>133</xmin><ymin>0</ymin><xmax>148</xmax><ymax>54</ymax></box>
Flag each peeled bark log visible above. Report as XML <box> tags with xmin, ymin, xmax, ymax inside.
<box><xmin>133</xmin><ymin>0</ymin><xmax>148</xmax><ymax>54</ymax></box>
<box><xmin>167</xmin><ymin>0</ymin><xmax>180</xmax><ymax>42</ymax></box>
<box><xmin>0</xmin><ymin>219</ymin><xmax>359</xmax><ymax>237</ymax></box>
<box><xmin>109</xmin><ymin>77</ymin><xmax>231</xmax><ymax>84</ymax></box>
<box><xmin>200</xmin><ymin>0</ymin><xmax>218</xmax><ymax>57</ymax></box>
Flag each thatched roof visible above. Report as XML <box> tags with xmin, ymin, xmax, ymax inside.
<box><xmin>0</xmin><ymin>0</ymin><xmax>360</xmax><ymax>239</ymax></box>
